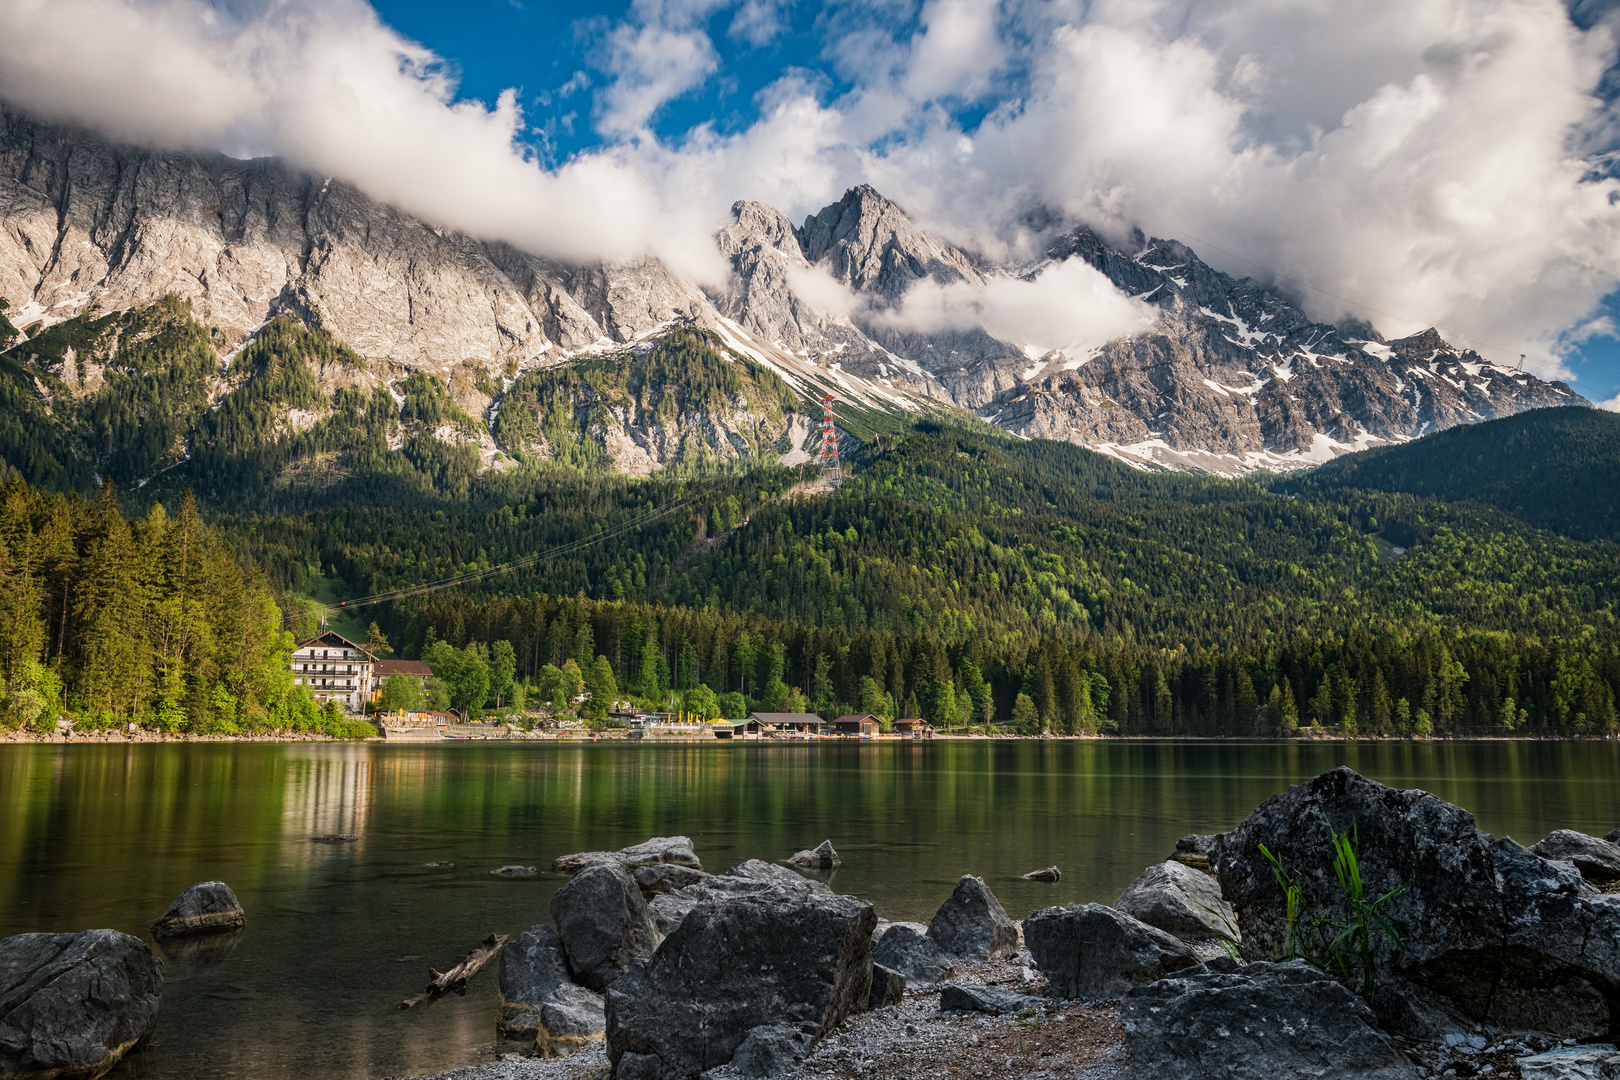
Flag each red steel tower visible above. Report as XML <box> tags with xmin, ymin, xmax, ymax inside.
<box><xmin>819</xmin><ymin>395</ymin><xmax>842</xmax><ymax>487</ymax></box>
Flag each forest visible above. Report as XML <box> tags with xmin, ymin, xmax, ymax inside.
<box><xmin>0</xmin><ymin>298</ymin><xmax>1615</xmax><ymax>738</ymax></box>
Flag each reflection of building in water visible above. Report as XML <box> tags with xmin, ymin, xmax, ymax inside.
<box><xmin>281</xmin><ymin>747</ymin><xmax>374</xmax><ymax>841</ymax></box>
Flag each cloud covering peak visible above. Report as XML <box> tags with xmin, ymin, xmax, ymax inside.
<box><xmin>2</xmin><ymin>0</ymin><xmax>1618</xmax><ymax>383</ymax></box>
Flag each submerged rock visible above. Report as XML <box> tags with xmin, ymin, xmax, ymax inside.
<box><xmin>926</xmin><ymin>875</ymin><xmax>1019</xmax><ymax>962</ymax></box>
<box><xmin>1212</xmin><ymin>766</ymin><xmax>1620</xmax><ymax>1040</ymax></box>
<box><xmin>1021</xmin><ymin>866</ymin><xmax>1061</xmax><ymax>882</ymax></box>
<box><xmin>605</xmin><ymin>884</ymin><xmax>875</xmax><ymax>1079</ymax></box>
<box><xmin>497</xmin><ymin>925</ymin><xmax>605</xmax><ymax>1056</ymax></box>
<box><xmin>550</xmin><ymin>860</ymin><xmax>662</xmax><ymax>993</ymax></box>
<box><xmin>1024</xmin><ymin>903</ymin><xmax>1198</xmax><ymax>999</ymax></box>
<box><xmin>150</xmin><ymin>881</ymin><xmax>245</xmax><ymax>939</ymax></box>
<box><xmin>310</xmin><ymin>834</ymin><xmax>358</xmax><ymax>843</ymax></box>
<box><xmin>870</xmin><ymin>922</ymin><xmax>953</xmax><ymax>986</ymax></box>
<box><xmin>490</xmin><ymin>865</ymin><xmax>539</xmax><ymax>878</ymax></box>
<box><xmin>552</xmin><ymin>837</ymin><xmax>701</xmax><ymax>875</ymax></box>
<box><xmin>0</xmin><ymin>930</ymin><xmax>164</xmax><ymax>1080</ymax></box>
<box><xmin>1114</xmin><ymin>860</ymin><xmax>1235</xmax><ymax>942</ymax></box>
<box><xmin>786</xmin><ymin>840</ymin><xmax>841</xmax><ymax>869</ymax></box>
<box><xmin>1122</xmin><ymin>959</ymin><xmax>1421</xmax><ymax>1080</ymax></box>
<box><xmin>1532</xmin><ymin>830</ymin><xmax>1620</xmax><ymax>883</ymax></box>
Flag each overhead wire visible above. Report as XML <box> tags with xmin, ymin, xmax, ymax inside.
<box><xmin>282</xmin><ymin>469</ymin><xmax>742</xmax><ymax>630</ymax></box>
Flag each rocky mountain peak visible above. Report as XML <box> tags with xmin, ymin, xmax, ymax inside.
<box><xmin>719</xmin><ymin>200</ymin><xmax>803</xmax><ymax>259</ymax></box>
<box><xmin>1387</xmin><ymin>327</ymin><xmax>1457</xmax><ymax>361</ymax></box>
<box><xmin>795</xmin><ymin>185</ymin><xmax>980</xmax><ymax>304</ymax></box>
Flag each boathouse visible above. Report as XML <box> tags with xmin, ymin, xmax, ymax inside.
<box><xmin>830</xmin><ymin>713</ymin><xmax>881</xmax><ymax>736</ymax></box>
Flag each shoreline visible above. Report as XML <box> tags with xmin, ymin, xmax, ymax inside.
<box><xmin>3</xmin><ymin>729</ymin><xmax>1616</xmax><ymax>745</ymax></box>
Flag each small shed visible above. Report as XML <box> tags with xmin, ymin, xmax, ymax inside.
<box><xmin>830</xmin><ymin>714</ymin><xmax>881</xmax><ymax>737</ymax></box>
<box><xmin>892</xmin><ymin>718</ymin><xmax>932</xmax><ymax>738</ymax></box>
<box><xmin>750</xmin><ymin>712</ymin><xmax>824</xmax><ymax>735</ymax></box>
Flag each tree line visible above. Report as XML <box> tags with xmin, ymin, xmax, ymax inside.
<box><xmin>0</xmin><ymin>472</ymin><xmax>363</xmax><ymax>735</ymax></box>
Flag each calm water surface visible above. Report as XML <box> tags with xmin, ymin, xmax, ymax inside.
<box><xmin>2</xmin><ymin>739</ymin><xmax>1616</xmax><ymax>1080</ymax></box>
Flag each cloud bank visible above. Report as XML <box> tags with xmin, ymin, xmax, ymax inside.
<box><xmin>2</xmin><ymin>0</ymin><xmax>1619</xmax><ymax>377</ymax></box>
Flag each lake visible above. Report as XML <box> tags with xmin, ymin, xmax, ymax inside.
<box><xmin>2</xmin><ymin>739</ymin><xmax>1617</xmax><ymax>1080</ymax></box>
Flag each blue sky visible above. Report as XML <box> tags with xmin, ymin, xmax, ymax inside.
<box><xmin>7</xmin><ymin>0</ymin><xmax>1619</xmax><ymax>404</ymax></box>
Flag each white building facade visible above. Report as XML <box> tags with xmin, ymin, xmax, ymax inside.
<box><xmin>291</xmin><ymin>631</ymin><xmax>375</xmax><ymax>713</ymax></box>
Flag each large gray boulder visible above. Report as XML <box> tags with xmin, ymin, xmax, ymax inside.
<box><xmin>552</xmin><ymin>837</ymin><xmax>702</xmax><ymax>875</ymax></box>
<box><xmin>1114</xmin><ymin>860</ymin><xmax>1235</xmax><ymax>942</ymax></box>
<box><xmin>1517</xmin><ymin>1044</ymin><xmax>1620</xmax><ymax>1079</ymax></box>
<box><xmin>868</xmin><ymin>964</ymin><xmax>905</xmax><ymax>1010</ymax></box>
<box><xmin>497</xmin><ymin>925</ymin><xmax>606</xmax><ymax>1056</ymax></box>
<box><xmin>550</xmin><ymin>860</ymin><xmax>662</xmax><ymax>992</ymax></box>
<box><xmin>870</xmin><ymin>922</ymin><xmax>953</xmax><ymax>986</ymax></box>
<box><xmin>926</xmin><ymin>875</ymin><xmax>1019</xmax><ymax>962</ymax></box>
<box><xmin>605</xmin><ymin>885</ymin><xmax>876</xmax><ymax>1079</ymax></box>
<box><xmin>646</xmin><ymin>860</ymin><xmax>829</xmax><ymax>937</ymax></box>
<box><xmin>1212</xmin><ymin>766</ymin><xmax>1620</xmax><ymax>1040</ymax></box>
<box><xmin>1532</xmin><ymin>830</ymin><xmax>1620</xmax><ymax>883</ymax></box>
<box><xmin>939</xmin><ymin>983</ymin><xmax>1045</xmax><ymax>1015</ymax></box>
<box><xmin>1122</xmin><ymin>959</ymin><xmax>1421</xmax><ymax>1080</ymax></box>
<box><xmin>1024</xmin><ymin>903</ymin><xmax>1198</xmax><ymax>1000</ymax></box>
<box><xmin>631</xmin><ymin>864</ymin><xmax>710</xmax><ymax>898</ymax></box>
<box><xmin>150</xmin><ymin>881</ymin><xmax>244</xmax><ymax>938</ymax></box>
<box><xmin>0</xmin><ymin>930</ymin><xmax>165</xmax><ymax>1080</ymax></box>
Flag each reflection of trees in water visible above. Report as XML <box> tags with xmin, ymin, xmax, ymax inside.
<box><xmin>281</xmin><ymin>747</ymin><xmax>373</xmax><ymax>845</ymax></box>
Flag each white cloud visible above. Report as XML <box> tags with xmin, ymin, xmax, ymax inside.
<box><xmin>785</xmin><ymin>263</ymin><xmax>860</xmax><ymax>315</ymax></box>
<box><xmin>1598</xmin><ymin>394</ymin><xmax>1620</xmax><ymax>411</ymax></box>
<box><xmin>1</xmin><ymin>0</ymin><xmax>1618</xmax><ymax>384</ymax></box>
<box><xmin>880</xmin><ymin>258</ymin><xmax>1156</xmax><ymax>355</ymax></box>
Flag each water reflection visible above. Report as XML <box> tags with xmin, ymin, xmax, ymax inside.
<box><xmin>0</xmin><ymin>739</ymin><xmax>1616</xmax><ymax>1080</ymax></box>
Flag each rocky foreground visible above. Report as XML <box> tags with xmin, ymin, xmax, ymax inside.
<box><xmin>4</xmin><ymin>768</ymin><xmax>1620</xmax><ymax>1080</ymax></box>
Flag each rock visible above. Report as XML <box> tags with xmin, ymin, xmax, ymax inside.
<box><xmin>868</xmin><ymin>964</ymin><xmax>906</xmax><ymax>1010</ymax></box>
<box><xmin>1532</xmin><ymin>831</ymin><xmax>1620</xmax><ymax>883</ymax></box>
<box><xmin>646</xmin><ymin>860</ymin><xmax>829</xmax><ymax>936</ymax></box>
<box><xmin>1114</xmin><ymin>860</ymin><xmax>1235</xmax><ymax>942</ymax></box>
<box><xmin>496</xmin><ymin>926</ymin><xmax>605</xmax><ymax>1056</ymax></box>
<box><xmin>1021</xmin><ymin>866</ymin><xmax>1061</xmax><ymax>882</ymax></box>
<box><xmin>550</xmin><ymin>859</ymin><xmax>662</xmax><ymax>993</ymax></box>
<box><xmin>938</xmin><ymin>984</ymin><xmax>1044</xmax><ymax>1015</ymax></box>
<box><xmin>551</xmin><ymin>837</ymin><xmax>702</xmax><ymax>875</ymax></box>
<box><xmin>728</xmin><ymin>1024</ymin><xmax>813</xmax><ymax>1079</ymax></box>
<box><xmin>1518</xmin><ymin>1044</ymin><xmax>1620</xmax><ymax>1080</ymax></box>
<box><xmin>604</xmin><ymin>884</ymin><xmax>876</xmax><ymax>1079</ymax></box>
<box><xmin>0</xmin><ymin>929</ymin><xmax>165</xmax><ymax>1080</ymax></box>
<box><xmin>870</xmin><ymin>922</ymin><xmax>954</xmax><ymax>986</ymax></box>
<box><xmin>1122</xmin><ymin>959</ymin><xmax>1421</xmax><ymax>1080</ymax></box>
<box><xmin>491</xmin><ymin>865</ymin><xmax>539</xmax><ymax>878</ymax></box>
<box><xmin>1023</xmin><ymin>903</ymin><xmax>1199</xmax><ymax>999</ymax></box>
<box><xmin>631</xmin><ymin>864</ymin><xmax>710</xmax><ymax>897</ymax></box>
<box><xmin>786</xmin><ymin>840</ymin><xmax>841</xmax><ymax>869</ymax></box>
<box><xmin>310</xmin><ymin>834</ymin><xmax>358</xmax><ymax>843</ymax></box>
<box><xmin>1169</xmin><ymin>834</ymin><xmax>1217</xmax><ymax>872</ymax></box>
<box><xmin>150</xmin><ymin>881</ymin><xmax>245</xmax><ymax>938</ymax></box>
<box><xmin>926</xmin><ymin>875</ymin><xmax>1019</xmax><ymax>962</ymax></box>
<box><xmin>1608</xmin><ymin>829</ymin><xmax>1620</xmax><ymax>846</ymax></box>
<box><xmin>425</xmin><ymin>861</ymin><xmax>454</xmax><ymax>868</ymax></box>
<box><xmin>1212</xmin><ymin>766</ymin><xmax>1620</xmax><ymax>1040</ymax></box>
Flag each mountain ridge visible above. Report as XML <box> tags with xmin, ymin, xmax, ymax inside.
<box><xmin>0</xmin><ymin>104</ymin><xmax>1584</xmax><ymax>484</ymax></box>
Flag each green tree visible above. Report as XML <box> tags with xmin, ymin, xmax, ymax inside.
<box><xmin>959</xmin><ymin>659</ymin><xmax>992</xmax><ymax>725</ymax></box>
<box><xmin>586</xmin><ymin>654</ymin><xmax>619</xmax><ymax>718</ymax></box>
<box><xmin>490</xmin><ymin>639</ymin><xmax>516</xmax><ymax>708</ymax></box>
<box><xmin>925</xmin><ymin>679</ymin><xmax>958</xmax><ymax>732</ymax></box>
<box><xmin>719</xmin><ymin>690</ymin><xmax>748</xmax><ymax>720</ymax></box>
<box><xmin>1011</xmin><ymin>692</ymin><xmax>1039</xmax><ymax>733</ymax></box>
<box><xmin>378</xmin><ymin>673</ymin><xmax>424</xmax><ymax>713</ymax></box>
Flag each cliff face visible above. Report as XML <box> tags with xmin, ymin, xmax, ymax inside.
<box><xmin>0</xmin><ymin>107</ymin><xmax>1585</xmax><ymax>483</ymax></box>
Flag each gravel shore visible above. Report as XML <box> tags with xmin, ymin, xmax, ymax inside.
<box><xmin>384</xmin><ymin>959</ymin><xmax>1132</xmax><ymax>1080</ymax></box>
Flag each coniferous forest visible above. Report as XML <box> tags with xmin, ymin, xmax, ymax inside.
<box><xmin>0</xmin><ymin>299</ymin><xmax>1616</xmax><ymax>737</ymax></box>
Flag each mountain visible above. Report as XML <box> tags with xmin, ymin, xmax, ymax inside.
<box><xmin>0</xmin><ymin>105</ymin><xmax>1584</xmax><ymax>489</ymax></box>
<box><xmin>1284</xmin><ymin>406</ymin><xmax>1620</xmax><ymax>542</ymax></box>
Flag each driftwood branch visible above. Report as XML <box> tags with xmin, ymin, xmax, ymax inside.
<box><xmin>399</xmin><ymin>933</ymin><xmax>509</xmax><ymax>1009</ymax></box>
